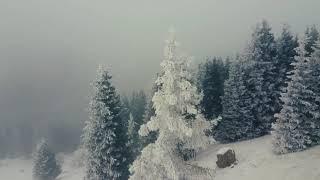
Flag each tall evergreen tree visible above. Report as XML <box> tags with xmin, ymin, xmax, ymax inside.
<box><xmin>83</xmin><ymin>66</ymin><xmax>129</xmax><ymax>180</ymax></box>
<box><xmin>272</xmin><ymin>39</ymin><xmax>319</xmax><ymax>154</ymax></box>
<box><xmin>307</xmin><ymin>40</ymin><xmax>320</xmax><ymax>145</ymax></box>
<box><xmin>275</xmin><ymin>25</ymin><xmax>299</xmax><ymax>112</ymax></box>
<box><xmin>214</xmin><ymin>60</ymin><xmax>255</xmax><ymax>142</ymax></box>
<box><xmin>32</xmin><ymin>139</ymin><xmax>61</xmax><ymax>180</ymax></box>
<box><xmin>129</xmin><ymin>32</ymin><xmax>212</xmax><ymax>180</ymax></box>
<box><xmin>217</xmin><ymin>20</ymin><xmax>278</xmax><ymax>143</ymax></box>
<box><xmin>245</xmin><ymin>20</ymin><xmax>277</xmax><ymax>136</ymax></box>
<box><xmin>198</xmin><ymin>57</ymin><xmax>229</xmax><ymax>120</ymax></box>
<box><xmin>305</xmin><ymin>25</ymin><xmax>319</xmax><ymax>56</ymax></box>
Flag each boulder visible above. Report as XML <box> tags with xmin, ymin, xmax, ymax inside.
<box><xmin>216</xmin><ymin>147</ymin><xmax>236</xmax><ymax>168</ymax></box>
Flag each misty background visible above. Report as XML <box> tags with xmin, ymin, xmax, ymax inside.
<box><xmin>0</xmin><ymin>0</ymin><xmax>319</xmax><ymax>155</ymax></box>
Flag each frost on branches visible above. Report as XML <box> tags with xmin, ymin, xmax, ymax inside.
<box><xmin>32</xmin><ymin>139</ymin><xmax>61</xmax><ymax>180</ymax></box>
<box><xmin>129</xmin><ymin>32</ymin><xmax>212</xmax><ymax>180</ymax></box>
<box><xmin>82</xmin><ymin>66</ymin><xmax>129</xmax><ymax>180</ymax></box>
<box><xmin>272</xmin><ymin>38</ymin><xmax>319</xmax><ymax>154</ymax></box>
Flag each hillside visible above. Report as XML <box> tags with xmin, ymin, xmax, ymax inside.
<box><xmin>0</xmin><ymin>155</ymin><xmax>84</xmax><ymax>180</ymax></box>
<box><xmin>1</xmin><ymin>135</ymin><xmax>320</xmax><ymax>180</ymax></box>
<box><xmin>194</xmin><ymin>135</ymin><xmax>320</xmax><ymax>180</ymax></box>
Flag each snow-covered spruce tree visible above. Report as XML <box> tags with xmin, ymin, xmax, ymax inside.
<box><xmin>245</xmin><ymin>20</ymin><xmax>277</xmax><ymax>137</ymax></box>
<box><xmin>272</xmin><ymin>39</ymin><xmax>318</xmax><ymax>154</ymax></box>
<box><xmin>83</xmin><ymin>66</ymin><xmax>129</xmax><ymax>180</ymax></box>
<box><xmin>307</xmin><ymin>41</ymin><xmax>320</xmax><ymax>145</ymax></box>
<box><xmin>129</xmin><ymin>32</ymin><xmax>212</xmax><ymax>180</ymax></box>
<box><xmin>32</xmin><ymin>139</ymin><xmax>61</xmax><ymax>180</ymax></box>
<box><xmin>216</xmin><ymin>20</ymin><xmax>277</xmax><ymax>142</ymax></box>
<box><xmin>305</xmin><ymin>25</ymin><xmax>319</xmax><ymax>57</ymax></box>
<box><xmin>214</xmin><ymin>59</ymin><xmax>255</xmax><ymax>142</ymax></box>
<box><xmin>275</xmin><ymin>25</ymin><xmax>299</xmax><ymax>109</ymax></box>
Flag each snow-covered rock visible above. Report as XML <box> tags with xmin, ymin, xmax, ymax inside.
<box><xmin>216</xmin><ymin>147</ymin><xmax>236</xmax><ymax>168</ymax></box>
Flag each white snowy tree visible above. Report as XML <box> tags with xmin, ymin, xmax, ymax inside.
<box><xmin>272</xmin><ymin>38</ymin><xmax>319</xmax><ymax>154</ymax></box>
<box><xmin>129</xmin><ymin>32</ymin><xmax>212</xmax><ymax>180</ymax></box>
<box><xmin>82</xmin><ymin>66</ymin><xmax>129</xmax><ymax>180</ymax></box>
<box><xmin>32</xmin><ymin>139</ymin><xmax>61</xmax><ymax>180</ymax></box>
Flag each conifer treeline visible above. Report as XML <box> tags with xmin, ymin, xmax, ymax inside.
<box><xmin>199</xmin><ymin>22</ymin><xmax>320</xmax><ymax>149</ymax></box>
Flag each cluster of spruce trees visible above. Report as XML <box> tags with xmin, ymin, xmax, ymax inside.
<box><xmin>198</xmin><ymin>20</ymin><xmax>320</xmax><ymax>154</ymax></box>
<box><xmin>272</xmin><ymin>31</ymin><xmax>320</xmax><ymax>154</ymax></box>
<box><xmin>198</xmin><ymin>21</ymin><xmax>319</xmax><ymax>147</ymax></box>
<box><xmin>81</xmin><ymin>66</ymin><xmax>162</xmax><ymax>179</ymax></box>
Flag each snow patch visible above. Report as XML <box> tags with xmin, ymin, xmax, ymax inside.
<box><xmin>217</xmin><ymin>147</ymin><xmax>232</xmax><ymax>155</ymax></box>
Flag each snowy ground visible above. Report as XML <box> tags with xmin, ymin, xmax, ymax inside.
<box><xmin>1</xmin><ymin>135</ymin><xmax>320</xmax><ymax>180</ymax></box>
<box><xmin>194</xmin><ymin>135</ymin><xmax>320</xmax><ymax>180</ymax></box>
<box><xmin>0</xmin><ymin>158</ymin><xmax>32</xmax><ymax>180</ymax></box>
<box><xmin>0</xmin><ymin>154</ymin><xmax>84</xmax><ymax>180</ymax></box>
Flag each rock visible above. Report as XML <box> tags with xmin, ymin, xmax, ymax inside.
<box><xmin>216</xmin><ymin>147</ymin><xmax>236</xmax><ymax>168</ymax></box>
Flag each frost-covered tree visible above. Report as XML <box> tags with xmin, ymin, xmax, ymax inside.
<box><xmin>32</xmin><ymin>139</ymin><xmax>61</xmax><ymax>180</ymax></box>
<box><xmin>272</xmin><ymin>39</ymin><xmax>319</xmax><ymax>154</ymax></box>
<box><xmin>275</xmin><ymin>25</ymin><xmax>299</xmax><ymax>110</ymax></box>
<box><xmin>129</xmin><ymin>32</ymin><xmax>212</xmax><ymax>180</ymax></box>
<box><xmin>215</xmin><ymin>20</ymin><xmax>277</xmax><ymax>142</ymax></box>
<box><xmin>214</xmin><ymin>60</ymin><xmax>255</xmax><ymax>142</ymax></box>
<box><xmin>83</xmin><ymin>66</ymin><xmax>129</xmax><ymax>180</ymax></box>
<box><xmin>307</xmin><ymin>40</ymin><xmax>320</xmax><ymax>145</ymax></box>
<box><xmin>305</xmin><ymin>25</ymin><xmax>319</xmax><ymax>56</ymax></box>
<box><xmin>245</xmin><ymin>20</ymin><xmax>277</xmax><ymax>136</ymax></box>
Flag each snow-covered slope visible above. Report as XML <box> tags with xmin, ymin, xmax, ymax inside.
<box><xmin>56</xmin><ymin>154</ymin><xmax>85</xmax><ymax>180</ymax></box>
<box><xmin>0</xmin><ymin>158</ymin><xmax>32</xmax><ymax>180</ymax></box>
<box><xmin>0</xmin><ymin>154</ymin><xmax>85</xmax><ymax>180</ymax></box>
<box><xmin>194</xmin><ymin>135</ymin><xmax>320</xmax><ymax>180</ymax></box>
<box><xmin>1</xmin><ymin>135</ymin><xmax>320</xmax><ymax>180</ymax></box>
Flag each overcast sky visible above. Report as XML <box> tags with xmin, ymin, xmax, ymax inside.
<box><xmin>0</xmin><ymin>0</ymin><xmax>319</xmax><ymax>125</ymax></box>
